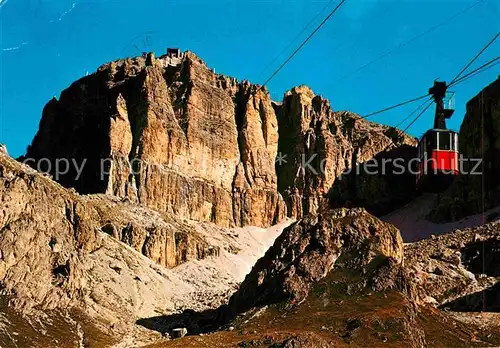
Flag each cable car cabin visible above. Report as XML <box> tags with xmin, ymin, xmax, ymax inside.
<box><xmin>416</xmin><ymin>129</ymin><xmax>459</xmax><ymax>193</ymax></box>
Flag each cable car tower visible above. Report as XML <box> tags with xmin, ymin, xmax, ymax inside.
<box><xmin>429</xmin><ymin>80</ymin><xmax>455</xmax><ymax>129</ymax></box>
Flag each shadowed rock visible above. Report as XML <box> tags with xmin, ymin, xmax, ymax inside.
<box><xmin>431</xmin><ymin>77</ymin><xmax>500</xmax><ymax>222</ymax></box>
<box><xmin>328</xmin><ymin>143</ymin><xmax>418</xmax><ymax>216</ymax></box>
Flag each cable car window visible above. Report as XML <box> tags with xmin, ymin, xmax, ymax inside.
<box><xmin>426</xmin><ymin>132</ymin><xmax>437</xmax><ymax>153</ymax></box>
<box><xmin>438</xmin><ymin>132</ymin><xmax>452</xmax><ymax>150</ymax></box>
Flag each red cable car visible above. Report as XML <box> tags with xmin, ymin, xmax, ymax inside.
<box><xmin>416</xmin><ymin>81</ymin><xmax>459</xmax><ymax>193</ymax></box>
<box><xmin>416</xmin><ymin>129</ymin><xmax>459</xmax><ymax>192</ymax></box>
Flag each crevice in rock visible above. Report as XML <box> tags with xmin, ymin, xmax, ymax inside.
<box><xmin>461</xmin><ymin>238</ymin><xmax>500</xmax><ymax>276</ymax></box>
<box><xmin>52</xmin><ymin>261</ymin><xmax>70</xmax><ymax>287</ymax></box>
<box><xmin>164</xmin><ymin>58</ymin><xmax>192</xmax><ymax>139</ymax></box>
<box><xmin>439</xmin><ymin>283</ymin><xmax>500</xmax><ymax>312</ymax></box>
<box><xmin>69</xmin><ymin>202</ymin><xmax>79</xmax><ymax>239</ymax></box>
<box><xmin>258</xmin><ymin>99</ymin><xmax>268</xmax><ymax>148</ymax></box>
<box><xmin>234</xmin><ymin>85</ymin><xmax>253</xmax><ymax>185</ymax></box>
<box><xmin>141</xmin><ymin>229</ymin><xmax>152</xmax><ymax>257</ymax></box>
<box><xmin>121</xmin><ymin>223</ymin><xmax>132</xmax><ymax>244</ymax></box>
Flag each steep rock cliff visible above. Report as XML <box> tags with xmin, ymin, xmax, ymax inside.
<box><xmin>431</xmin><ymin>77</ymin><xmax>500</xmax><ymax>222</ymax></box>
<box><xmin>25</xmin><ymin>51</ymin><xmax>419</xmax><ymax>228</ymax></box>
<box><xmin>26</xmin><ymin>52</ymin><xmax>285</xmax><ymax>228</ymax></box>
<box><xmin>276</xmin><ymin>86</ymin><xmax>416</xmax><ymax>219</ymax></box>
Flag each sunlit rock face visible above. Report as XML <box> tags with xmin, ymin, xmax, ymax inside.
<box><xmin>25</xmin><ymin>51</ymin><xmax>416</xmax><ymax>227</ymax></box>
<box><xmin>276</xmin><ymin>85</ymin><xmax>416</xmax><ymax>219</ymax></box>
<box><xmin>26</xmin><ymin>52</ymin><xmax>286</xmax><ymax>228</ymax></box>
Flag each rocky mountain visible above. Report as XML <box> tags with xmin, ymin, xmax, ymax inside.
<box><xmin>226</xmin><ymin>208</ymin><xmax>405</xmax><ymax>316</ymax></box>
<box><xmin>136</xmin><ymin>208</ymin><xmax>500</xmax><ymax>348</ymax></box>
<box><xmin>25</xmin><ymin>52</ymin><xmax>285</xmax><ymax>228</ymax></box>
<box><xmin>0</xmin><ymin>151</ymin><xmax>290</xmax><ymax>347</ymax></box>
<box><xmin>25</xmin><ymin>51</ymin><xmax>414</xmax><ymax>228</ymax></box>
<box><xmin>3</xmin><ymin>49</ymin><xmax>500</xmax><ymax>347</ymax></box>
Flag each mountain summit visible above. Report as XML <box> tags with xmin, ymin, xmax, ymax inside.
<box><xmin>25</xmin><ymin>50</ymin><xmax>415</xmax><ymax>228</ymax></box>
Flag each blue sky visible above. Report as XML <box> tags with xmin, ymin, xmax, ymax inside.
<box><xmin>1</xmin><ymin>0</ymin><xmax>499</xmax><ymax>157</ymax></box>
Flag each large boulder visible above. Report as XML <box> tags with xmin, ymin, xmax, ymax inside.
<box><xmin>226</xmin><ymin>208</ymin><xmax>405</xmax><ymax>316</ymax></box>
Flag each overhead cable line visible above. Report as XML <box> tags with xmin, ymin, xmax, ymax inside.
<box><xmin>449</xmin><ymin>31</ymin><xmax>500</xmax><ymax>85</ymax></box>
<box><xmin>339</xmin><ymin>0</ymin><xmax>485</xmax><ymax>81</ymax></box>
<box><xmin>449</xmin><ymin>55</ymin><xmax>500</xmax><ymax>87</ymax></box>
<box><xmin>260</xmin><ymin>0</ymin><xmax>347</xmax><ymax>90</ymax></box>
<box><xmin>402</xmin><ymin>101</ymin><xmax>434</xmax><ymax>133</ymax></box>
<box><xmin>403</xmin><ymin>33</ymin><xmax>499</xmax><ymax>134</ymax></box>
<box><xmin>361</xmin><ymin>93</ymin><xmax>429</xmax><ymax>119</ymax></box>
<box><xmin>258</xmin><ymin>0</ymin><xmax>335</xmax><ymax>79</ymax></box>
<box><xmin>216</xmin><ymin>0</ymin><xmax>347</xmax><ymax>137</ymax></box>
<box><xmin>395</xmin><ymin>98</ymin><xmax>433</xmax><ymax>129</ymax></box>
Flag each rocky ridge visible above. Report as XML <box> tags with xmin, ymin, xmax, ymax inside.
<box><xmin>0</xmin><ymin>151</ymin><xmax>290</xmax><ymax>346</ymax></box>
<box><xmin>25</xmin><ymin>51</ymin><xmax>415</xmax><ymax>228</ymax></box>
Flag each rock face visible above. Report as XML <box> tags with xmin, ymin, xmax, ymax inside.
<box><xmin>431</xmin><ymin>77</ymin><xmax>500</xmax><ymax>222</ymax></box>
<box><xmin>26</xmin><ymin>51</ymin><xmax>285</xmax><ymax>228</ymax></box>
<box><xmin>0</xmin><ymin>144</ymin><xmax>7</xmax><ymax>156</ymax></box>
<box><xmin>405</xmin><ymin>222</ymin><xmax>500</xmax><ymax>311</ymax></box>
<box><xmin>328</xmin><ymin>143</ymin><xmax>418</xmax><ymax>216</ymax></box>
<box><xmin>0</xmin><ymin>151</ymin><xmax>216</xmax><ymax>313</ymax></box>
<box><xmin>25</xmin><ymin>52</ymin><xmax>415</xmax><ymax>227</ymax></box>
<box><xmin>226</xmin><ymin>208</ymin><xmax>405</xmax><ymax>316</ymax></box>
<box><xmin>276</xmin><ymin>86</ymin><xmax>416</xmax><ymax>219</ymax></box>
<box><xmin>0</xmin><ymin>150</ymin><xmax>295</xmax><ymax>347</ymax></box>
